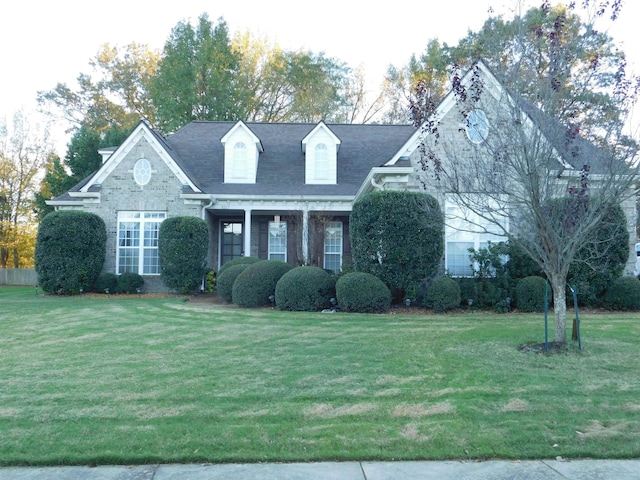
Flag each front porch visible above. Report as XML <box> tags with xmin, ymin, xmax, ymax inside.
<box><xmin>204</xmin><ymin>202</ymin><xmax>352</xmax><ymax>273</ymax></box>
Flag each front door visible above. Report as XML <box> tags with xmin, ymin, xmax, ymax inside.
<box><xmin>220</xmin><ymin>221</ymin><xmax>243</xmax><ymax>267</ymax></box>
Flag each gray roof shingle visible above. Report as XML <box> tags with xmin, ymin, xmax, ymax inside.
<box><xmin>165</xmin><ymin>122</ymin><xmax>417</xmax><ymax>196</ymax></box>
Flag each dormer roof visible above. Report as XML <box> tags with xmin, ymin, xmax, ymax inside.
<box><xmin>301</xmin><ymin>121</ymin><xmax>341</xmax><ymax>152</ymax></box>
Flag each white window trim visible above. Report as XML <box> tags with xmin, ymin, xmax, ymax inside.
<box><xmin>268</xmin><ymin>220</ymin><xmax>287</xmax><ymax>262</ymax></box>
<box><xmin>116</xmin><ymin>211</ymin><xmax>166</xmax><ymax>275</ymax></box>
<box><xmin>323</xmin><ymin>221</ymin><xmax>343</xmax><ymax>273</ymax></box>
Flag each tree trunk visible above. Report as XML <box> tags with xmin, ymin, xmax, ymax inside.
<box><xmin>551</xmin><ymin>277</ymin><xmax>567</xmax><ymax>344</ymax></box>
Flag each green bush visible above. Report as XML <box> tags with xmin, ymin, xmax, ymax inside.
<box><xmin>335</xmin><ymin>272</ymin><xmax>391</xmax><ymax>313</ymax></box>
<box><xmin>117</xmin><ymin>272</ymin><xmax>144</xmax><ymax>294</ymax></box>
<box><xmin>569</xmin><ymin>204</ymin><xmax>629</xmax><ymax>307</ymax></box>
<box><xmin>35</xmin><ymin>210</ymin><xmax>106</xmax><ymax>294</ymax></box>
<box><xmin>605</xmin><ymin>276</ymin><xmax>640</xmax><ymax>311</ymax></box>
<box><xmin>94</xmin><ymin>273</ymin><xmax>118</xmax><ymax>294</ymax></box>
<box><xmin>350</xmin><ymin>190</ymin><xmax>443</xmax><ymax>300</ymax></box>
<box><xmin>218</xmin><ymin>257</ymin><xmax>262</xmax><ymax>277</ymax></box>
<box><xmin>232</xmin><ymin>260</ymin><xmax>293</xmax><ymax>308</ymax></box>
<box><xmin>217</xmin><ymin>264</ymin><xmax>251</xmax><ymax>303</ymax></box>
<box><xmin>204</xmin><ymin>269</ymin><xmax>216</xmax><ymax>293</ymax></box>
<box><xmin>275</xmin><ymin>266</ymin><xmax>336</xmax><ymax>311</ymax></box>
<box><xmin>515</xmin><ymin>276</ymin><xmax>547</xmax><ymax>312</ymax></box>
<box><xmin>425</xmin><ymin>277</ymin><xmax>461</xmax><ymax>313</ymax></box>
<box><xmin>158</xmin><ymin>216</ymin><xmax>209</xmax><ymax>294</ymax></box>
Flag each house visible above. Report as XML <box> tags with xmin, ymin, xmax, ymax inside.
<box><xmin>48</xmin><ymin>120</ymin><xmax>421</xmax><ymax>291</ymax></box>
<box><xmin>48</xmin><ymin>61</ymin><xmax>637</xmax><ymax>292</ymax></box>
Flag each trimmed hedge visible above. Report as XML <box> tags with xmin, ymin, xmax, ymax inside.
<box><xmin>35</xmin><ymin>210</ymin><xmax>106</xmax><ymax>294</ymax></box>
<box><xmin>117</xmin><ymin>272</ymin><xmax>144</xmax><ymax>294</ymax></box>
<box><xmin>605</xmin><ymin>276</ymin><xmax>640</xmax><ymax>311</ymax></box>
<box><xmin>335</xmin><ymin>272</ymin><xmax>391</xmax><ymax>313</ymax></box>
<box><xmin>158</xmin><ymin>216</ymin><xmax>209</xmax><ymax>294</ymax></box>
<box><xmin>425</xmin><ymin>277</ymin><xmax>461</xmax><ymax>313</ymax></box>
<box><xmin>94</xmin><ymin>273</ymin><xmax>118</xmax><ymax>294</ymax></box>
<box><xmin>217</xmin><ymin>263</ymin><xmax>252</xmax><ymax>303</ymax></box>
<box><xmin>218</xmin><ymin>256</ymin><xmax>262</xmax><ymax>277</ymax></box>
<box><xmin>350</xmin><ymin>190</ymin><xmax>444</xmax><ymax>300</ymax></box>
<box><xmin>275</xmin><ymin>266</ymin><xmax>336</xmax><ymax>311</ymax></box>
<box><xmin>516</xmin><ymin>276</ymin><xmax>547</xmax><ymax>312</ymax></box>
<box><xmin>232</xmin><ymin>260</ymin><xmax>293</xmax><ymax>308</ymax></box>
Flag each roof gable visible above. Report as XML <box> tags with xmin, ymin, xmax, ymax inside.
<box><xmin>81</xmin><ymin>121</ymin><xmax>200</xmax><ymax>193</ymax></box>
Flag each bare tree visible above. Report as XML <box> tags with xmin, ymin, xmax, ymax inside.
<box><xmin>416</xmin><ymin>2</ymin><xmax>639</xmax><ymax>345</ymax></box>
<box><xmin>0</xmin><ymin>111</ymin><xmax>52</xmax><ymax>268</ymax></box>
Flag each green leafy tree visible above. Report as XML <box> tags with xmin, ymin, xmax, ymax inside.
<box><xmin>150</xmin><ymin>14</ymin><xmax>244</xmax><ymax>133</ymax></box>
<box><xmin>232</xmin><ymin>31</ymin><xmax>354</xmax><ymax>123</ymax></box>
<box><xmin>37</xmin><ymin>43</ymin><xmax>158</xmax><ymax>133</ymax></box>
<box><xmin>350</xmin><ymin>190</ymin><xmax>444</xmax><ymax>300</ymax></box>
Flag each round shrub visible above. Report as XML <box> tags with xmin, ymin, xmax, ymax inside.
<box><xmin>275</xmin><ymin>266</ymin><xmax>336</xmax><ymax>311</ymax></box>
<box><xmin>94</xmin><ymin>273</ymin><xmax>118</xmax><ymax>294</ymax></box>
<box><xmin>217</xmin><ymin>263</ymin><xmax>252</xmax><ymax>303</ymax></box>
<box><xmin>232</xmin><ymin>260</ymin><xmax>293</xmax><ymax>308</ymax></box>
<box><xmin>516</xmin><ymin>276</ymin><xmax>547</xmax><ymax>312</ymax></box>
<box><xmin>425</xmin><ymin>277</ymin><xmax>461</xmax><ymax>313</ymax></box>
<box><xmin>218</xmin><ymin>256</ymin><xmax>262</xmax><ymax>277</ymax></box>
<box><xmin>117</xmin><ymin>272</ymin><xmax>144</xmax><ymax>294</ymax></box>
<box><xmin>605</xmin><ymin>276</ymin><xmax>640</xmax><ymax>311</ymax></box>
<box><xmin>35</xmin><ymin>210</ymin><xmax>106</xmax><ymax>294</ymax></box>
<box><xmin>335</xmin><ymin>272</ymin><xmax>391</xmax><ymax>313</ymax></box>
<box><xmin>158</xmin><ymin>216</ymin><xmax>209</xmax><ymax>294</ymax></box>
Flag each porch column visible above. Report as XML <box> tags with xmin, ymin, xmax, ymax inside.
<box><xmin>302</xmin><ymin>206</ymin><xmax>309</xmax><ymax>264</ymax></box>
<box><xmin>244</xmin><ymin>208</ymin><xmax>252</xmax><ymax>257</ymax></box>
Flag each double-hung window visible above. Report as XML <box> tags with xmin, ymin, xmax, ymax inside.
<box><xmin>268</xmin><ymin>220</ymin><xmax>287</xmax><ymax>261</ymax></box>
<box><xmin>323</xmin><ymin>221</ymin><xmax>343</xmax><ymax>273</ymax></box>
<box><xmin>117</xmin><ymin>212</ymin><xmax>166</xmax><ymax>275</ymax></box>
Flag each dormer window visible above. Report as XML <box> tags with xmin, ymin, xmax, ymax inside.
<box><xmin>221</xmin><ymin>121</ymin><xmax>263</xmax><ymax>184</ymax></box>
<box><xmin>302</xmin><ymin>122</ymin><xmax>340</xmax><ymax>185</ymax></box>
<box><xmin>314</xmin><ymin>143</ymin><xmax>329</xmax><ymax>180</ymax></box>
<box><xmin>231</xmin><ymin>142</ymin><xmax>248</xmax><ymax>179</ymax></box>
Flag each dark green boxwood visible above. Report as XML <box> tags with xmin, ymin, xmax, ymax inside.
<box><xmin>218</xmin><ymin>256</ymin><xmax>262</xmax><ymax>277</ymax></box>
<box><xmin>516</xmin><ymin>276</ymin><xmax>547</xmax><ymax>312</ymax></box>
<box><xmin>117</xmin><ymin>272</ymin><xmax>144</xmax><ymax>294</ymax></box>
<box><xmin>350</xmin><ymin>190</ymin><xmax>444</xmax><ymax>300</ymax></box>
<box><xmin>275</xmin><ymin>266</ymin><xmax>336</xmax><ymax>311</ymax></box>
<box><xmin>217</xmin><ymin>263</ymin><xmax>252</xmax><ymax>303</ymax></box>
<box><xmin>94</xmin><ymin>273</ymin><xmax>118</xmax><ymax>294</ymax></box>
<box><xmin>605</xmin><ymin>276</ymin><xmax>640</xmax><ymax>311</ymax></box>
<box><xmin>35</xmin><ymin>210</ymin><xmax>106</xmax><ymax>294</ymax></box>
<box><xmin>335</xmin><ymin>272</ymin><xmax>391</xmax><ymax>313</ymax></box>
<box><xmin>158</xmin><ymin>216</ymin><xmax>209</xmax><ymax>294</ymax></box>
<box><xmin>425</xmin><ymin>277</ymin><xmax>461</xmax><ymax>313</ymax></box>
<box><xmin>232</xmin><ymin>260</ymin><xmax>293</xmax><ymax>308</ymax></box>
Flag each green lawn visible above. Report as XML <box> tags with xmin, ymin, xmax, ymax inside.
<box><xmin>1</xmin><ymin>286</ymin><xmax>639</xmax><ymax>466</ymax></box>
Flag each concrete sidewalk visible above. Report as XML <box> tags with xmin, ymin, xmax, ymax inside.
<box><xmin>1</xmin><ymin>460</ymin><xmax>639</xmax><ymax>480</ymax></box>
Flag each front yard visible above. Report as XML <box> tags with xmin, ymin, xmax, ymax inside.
<box><xmin>0</xmin><ymin>287</ymin><xmax>638</xmax><ymax>466</ymax></box>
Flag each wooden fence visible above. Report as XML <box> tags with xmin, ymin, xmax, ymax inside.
<box><xmin>0</xmin><ymin>269</ymin><xmax>37</xmax><ymax>286</ymax></box>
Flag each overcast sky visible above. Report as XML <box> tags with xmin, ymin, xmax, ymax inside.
<box><xmin>1</xmin><ymin>0</ymin><xmax>638</xmax><ymax>152</ymax></box>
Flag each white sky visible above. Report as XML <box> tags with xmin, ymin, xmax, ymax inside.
<box><xmin>1</xmin><ymin>0</ymin><xmax>638</xmax><ymax>153</ymax></box>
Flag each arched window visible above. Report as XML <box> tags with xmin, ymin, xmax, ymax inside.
<box><xmin>232</xmin><ymin>142</ymin><xmax>247</xmax><ymax>178</ymax></box>
<box><xmin>314</xmin><ymin>143</ymin><xmax>328</xmax><ymax>180</ymax></box>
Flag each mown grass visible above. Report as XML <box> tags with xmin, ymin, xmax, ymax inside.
<box><xmin>0</xmin><ymin>286</ymin><xmax>639</xmax><ymax>466</ymax></box>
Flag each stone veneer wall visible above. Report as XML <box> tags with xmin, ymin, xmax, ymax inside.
<box><xmin>82</xmin><ymin>136</ymin><xmax>203</xmax><ymax>290</ymax></box>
